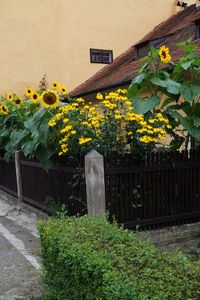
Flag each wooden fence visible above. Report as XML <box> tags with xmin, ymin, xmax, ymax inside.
<box><xmin>0</xmin><ymin>151</ymin><xmax>87</xmax><ymax>216</ymax></box>
<box><xmin>0</xmin><ymin>150</ymin><xmax>200</xmax><ymax>229</ymax></box>
<box><xmin>104</xmin><ymin>150</ymin><xmax>200</xmax><ymax>229</ymax></box>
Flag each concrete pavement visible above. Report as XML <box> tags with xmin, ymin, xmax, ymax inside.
<box><xmin>0</xmin><ymin>194</ymin><xmax>46</xmax><ymax>299</ymax></box>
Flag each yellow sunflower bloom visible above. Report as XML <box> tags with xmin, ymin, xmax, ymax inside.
<box><xmin>6</xmin><ymin>92</ymin><xmax>13</xmax><ymax>102</ymax></box>
<box><xmin>0</xmin><ymin>104</ymin><xmax>8</xmax><ymax>115</ymax></box>
<box><xmin>51</xmin><ymin>81</ymin><xmax>59</xmax><ymax>89</ymax></box>
<box><xmin>159</xmin><ymin>46</ymin><xmax>171</xmax><ymax>64</ymax></box>
<box><xmin>59</xmin><ymin>85</ymin><xmax>68</xmax><ymax>94</ymax></box>
<box><xmin>14</xmin><ymin>97</ymin><xmax>22</xmax><ymax>105</ymax></box>
<box><xmin>31</xmin><ymin>91</ymin><xmax>39</xmax><ymax>103</ymax></box>
<box><xmin>41</xmin><ymin>90</ymin><xmax>59</xmax><ymax>108</ymax></box>
<box><xmin>26</xmin><ymin>88</ymin><xmax>32</xmax><ymax>97</ymax></box>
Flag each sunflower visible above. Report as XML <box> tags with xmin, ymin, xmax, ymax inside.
<box><xmin>14</xmin><ymin>97</ymin><xmax>22</xmax><ymax>105</ymax></box>
<box><xmin>31</xmin><ymin>91</ymin><xmax>39</xmax><ymax>103</ymax></box>
<box><xmin>41</xmin><ymin>90</ymin><xmax>59</xmax><ymax>108</ymax></box>
<box><xmin>51</xmin><ymin>81</ymin><xmax>59</xmax><ymax>89</ymax></box>
<box><xmin>0</xmin><ymin>104</ymin><xmax>8</xmax><ymax>115</ymax></box>
<box><xmin>59</xmin><ymin>85</ymin><xmax>68</xmax><ymax>95</ymax></box>
<box><xmin>6</xmin><ymin>92</ymin><xmax>13</xmax><ymax>102</ymax></box>
<box><xmin>159</xmin><ymin>46</ymin><xmax>171</xmax><ymax>64</ymax></box>
<box><xmin>26</xmin><ymin>87</ymin><xmax>32</xmax><ymax>97</ymax></box>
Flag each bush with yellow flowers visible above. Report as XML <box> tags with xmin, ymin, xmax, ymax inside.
<box><xmin>0</xmin><ymin>79</ymin><xmax>69</xmax><ymax>168</ymax></box>
<box><xmin>48</xmin><ymin>89</ymin><xmax>172</xmax><ymax>159</ymax></box>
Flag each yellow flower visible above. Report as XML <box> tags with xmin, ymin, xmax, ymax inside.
<box><xmin>159</xmin><ymin>46</ymin><xmax>171</xmax><ymax>64</ymax></box>
<box><xmin>31</xmin><ymin>91</ymin><xmax>39</xmax><ymax>103</ymax></box>
<box><xmin>115</xmin><ymin>114</ymin><xmax>122</xmax><ymax>120</ymax></box>
<box><xmin>140</xmin><ymin>136</ymin><xmax>154</xmax><ymax>144</ymax></box>
<box><xmin>6</xmin><ymin>92</ymin><xmax>13</xmax><ymax>102</ymax></box>
<box><xmin>41</xmin><ymin>90</ymin><xmax>59</xmax><ymax>108</ymax></box>
<box><xmin>60</xmin><ymin>125</ymin><xmax>73</xmax><ymax>134</ymax></box>
<box><xmin>76</xmin><ymin>97</ymin><xmax>84</xmax><ymax>104</ymax></box>
<box><xmin>51</xmin><ymin>81</ymin><xmax>59</xmax><ymax>89</ymax></box>
<box><xmin>48</xmin><ymin>119</ymin><xmax>56</xmax><ymax>127</ymax></box>
<box><xmin>54</xmin><ymin>113</ymin><xmax>64</xmax><ymax>121</ymax></box>
<box><xmin>61</xmin><ymin>144</ymin><xmax>68</xmax><ymax>153</ymax></box>
<box><xmin>79</xmin><ymin>137</ymin><xmax>92</xmax><ymax>145</ymax></box>
<box><xmin>96</xmin><ymin>93</ymin><xmax>103</xmax><ymax>100</ymax></box>
<box><xmin>166</xmin><ymin>124</ymin><xmax>172</xmax><ymax>129</ymax></box>
<box><xmin>139</xmin><ymin>121</ymin><xmax>147</xmax><ymax>127</ymax></box>
<box><xmin>60</xmin><ymin>85</ymin><xmax>68</xmax><ymax>94</ymax></box>
<box><xmin>0</xmin><ymin>104</ymin><xmax>8</xmax><ymax>115</ymax></box>
<box><xmin>26</xmin><ymin>88</ymin><xmax>32</xmax><ymax>97</ymax></box>
<box><xmin>63</xmin><ymin>118</ymin><xmax>69</xmax><ymax>123</ymax></box>
<box><xmin>14</xmin><ymin>97</ymin><xmax>22</xmax><ymax>105</ymax></box>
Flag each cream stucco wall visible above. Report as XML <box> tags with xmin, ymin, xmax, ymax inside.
<box><xmin>0</xmin><ymin>0</ymin><xmax>195</xmax><ymax>95</ymax></box>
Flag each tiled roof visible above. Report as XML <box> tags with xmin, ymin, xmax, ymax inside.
<box><xmin>69</xmin><ymin>4</ymin><xmax>200</xmax><ymax>98</ymax></box>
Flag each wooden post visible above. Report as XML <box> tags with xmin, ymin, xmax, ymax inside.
<box><xmin>15</xmin><ymin>151</ymin><xmax>23</xmax><ymax>210</ymax></box>
<box><xmin>85</xmin><ymin>150</ymin><xmax>106</xmax><ymax>216</ymax></box>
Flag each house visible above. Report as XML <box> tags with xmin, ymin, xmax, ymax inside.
<box><xmin>69</xmin><ymin>1</ymin><xmax>200</xmax><ymax>102</ymax></box>
<box><xmin>0</xmin><ymin>0</ymin><xmax>195</xmax><ymax>95</ymax></box>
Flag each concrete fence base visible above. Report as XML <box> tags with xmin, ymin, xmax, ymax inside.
<box><xmin>140</xmin><ymin>222</ymin><xmax>200</xmax><ymax>253</ymax></box>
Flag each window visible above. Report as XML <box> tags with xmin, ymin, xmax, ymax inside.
<box><xmin>149</xmin><ymin>37</ymin><xmax>166</xmax><ymax>48</ymax></box>
<box><xmin>195</xmin><ymin>20</ymin><xmax>200</xmax><ymax>39</ymax></box>
<box><xmin>135</xmin><ymin>42</ymin><xmax>149</xmax><ymax>59</ymax></box>
<box><xmin>90</xmin><ymin>49</ymin><xmax>113</xmax><ymax>64</ymax></box>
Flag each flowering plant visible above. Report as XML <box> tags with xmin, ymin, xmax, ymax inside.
<box><xmin>0</xmin><ymin>78</ymin><xmax>68</xmax><ymax>168</ymax></box>
<box><xmin>48</xmin><ymin>89</ymin><xmax>171</xmax><ymax>158</ymax></box>
<box><xmin>128</xmin><ymin>39</ymin><xmax>200</xmax><ymax>149</ymax></box>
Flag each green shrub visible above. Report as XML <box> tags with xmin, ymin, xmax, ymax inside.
<box><xmin>38</xmin><ymin>216</ymin><xmax>200</xmax><ymax>300</ymax></box>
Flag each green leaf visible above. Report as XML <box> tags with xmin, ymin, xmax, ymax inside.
<box><xmin>127</xmin><ymin>82</ymin><xmax>147</xmax><ymax>98</ymax></box>
<box><xmin>31</xmin><ymin>118</ymin><xmax>50</xmax><ymax>146</ymax></box>
<box><xmin>193</xmin><ymin>116</ymin><xmax>200</xmax><ymax>127</ymax></box>
<box><xmin>36</xmin><ymin>147</ymin><xmax>54</xmax><ymax>170</ymax></box>
<box><xmin>151</xmin><ymin>77</ymin><xmax>180</xmax><ymax>95</ymax></box>
<box><xmin>180</xmin><ymin>60</ymin><xmax>194</xmax><ymax>70</ymax></box>
<box><xmin>172</xmin><ymin>111</ymin><xmax>200</xmax><ymax>141</ymax></box>
<box><xmin>21</xmin><ymin>139</ymin><xmax>39</xmax><ymax>156</ymax></box>
<box><xmin>179</xmin><ymin>84</ymin><xmax>200</xmax><ymax>102</ymax></box>
<box><xmin>0</xmin><ymin>128</ymin><xmax>10</xmax><ymax>137</ymax></box>
<box><xmin>131</xmin><ymin>95</ymin><xmax>160</xmax><ymax>114</ymax></box>
<box><xmin>10</xmin><ymin>129</ymin><xmax>28</xmax><ymax>146</ymax></box>
<box><xmin>131</xmin><ymin>74</ymin><xmax>145</xmax><ymax>84</ymax></box>
<box><xmin>176</xmin><ymin>37</ymin><xmax>193</xmax><ymax>47</ymax></box>
<box><xmin>151</xmin><ymin>77</ymin><xmax>166</xmax><ymax>88</ymax></box>
<box><xmin>160</xmin><ymin>98</ymin><xmax>173</xmax><ymax>109</ymax></box>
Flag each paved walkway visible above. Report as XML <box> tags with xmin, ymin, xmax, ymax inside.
<box><xmin>0</xmin><ymin>196</ymin><xmax>44</xmax><ymax>299</ymax></box>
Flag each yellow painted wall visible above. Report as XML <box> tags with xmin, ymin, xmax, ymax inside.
<box><xmin>0</xmin><ymin>0</ymin><xmax>195</xmax><ymax>95</ymax></box>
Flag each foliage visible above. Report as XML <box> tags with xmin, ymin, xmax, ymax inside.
<box><xmin>128</xmin><ymin>39</ymin><xmax>200</xmax><ymax>149</ymax></box>
<box><xmin>0</xmin><ymin>80</ymin><xmax>68</xmax><ymax>169</ymax></box>
<box><xmin>44</xmin><ymin>196</ymin><xmax>68</xmax><ymax>218</ymax></box>
<box><xmin>49</xmin><ymin>90</ymin><xmax>172</xmax><ymax>158</ymax></box>
<box><xmin>38</xmin><ymin>216</ymin><xmax>200</xmax><ymax>300</ymax></box>
<box><xmin>0</xmin><ymin>81</ymin><xmax>172</xmax><ymax>167</ymax></box>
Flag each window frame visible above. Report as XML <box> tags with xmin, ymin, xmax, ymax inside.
<box><xmin>90</xmin><ymin>48</ymin><xmax>113</xmax><ymax>64</ymax></box>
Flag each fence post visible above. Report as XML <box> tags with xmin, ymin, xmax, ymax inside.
<box><xmin>15</xmin><ymin>151</ymin><xmax>23</xmax><ymax>210</ymax></box>
<box><xmin>85</xmin><ymin>150</ymin><xmax>106</xmax><ymax>216</ymax></box>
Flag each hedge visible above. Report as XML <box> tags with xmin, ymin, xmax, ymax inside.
<box><xmin>38</xmin><ymin>216</ymin><xmax>200</xmax><ymax>300</ymax></box>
